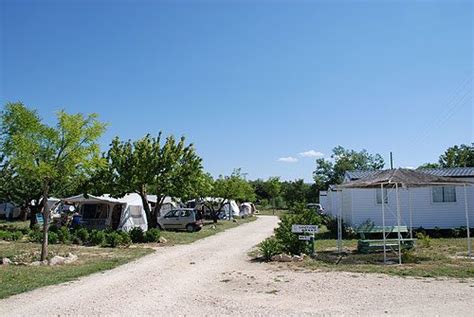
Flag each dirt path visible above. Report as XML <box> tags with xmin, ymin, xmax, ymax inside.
<box><xmin>1</xmin><ymin>216</ymin><xmax>473</xmax><ymax>316</ymax></box>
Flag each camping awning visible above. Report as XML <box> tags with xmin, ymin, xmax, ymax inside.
<box><xmin>336</xmin><ymin>168</ymin><xmax>472</xmax><ymax>189</ymax></box>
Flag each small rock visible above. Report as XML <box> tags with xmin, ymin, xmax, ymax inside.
<box><xmin>280</xmin><ymin>254</ymin><xmax>292</xmax><ymax>262</ymax></box>
<box><xmin>30</xmin><ymin>260</ymin><xmax>48</xmax><ymax>266</ymax></box>
<box><xmin>210</xmin><ymin>225</ymin><xmax>216</xmax><ymax>230</ymax></box>
<box><xmin>292</xmin><ymin>255</ymin><xmax>303</xmax><ymax>262</ymax></box>
<box><xmin>49</xmin><ymin>256</ymin><xmax>66</xmax><ymax>266</ymax></box>
<box><xmin>64</xmin><ymin>253</ymin><xmax>78</xmax><ymax>264</ymax></box>
<box><xmin>271</xmin><ymin>254</ymin><xmax>282</xmax><ymax>262</ymax></box>
<box><xmin>271</xmin><ymin>254</ymin><xmax>292</xmax><ymax>262</ymax></box>
<box><xmin>158</xmin><ymin>237</ymin><xmax>167</xmax><ymax>243</ymax></box>
<box><xmin>1</xmin><ymin>258</ymin><xmax>12</xmax><ymax>266</ymax></box>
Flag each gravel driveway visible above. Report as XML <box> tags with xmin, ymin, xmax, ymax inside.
<box><xmin>1</xmin><ymin>216</ymin><xmax>473</xmax><ymax>316</ymax></box>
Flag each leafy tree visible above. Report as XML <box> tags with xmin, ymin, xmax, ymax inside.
<box><xmin>417</xmin><ymin>162</ymin><xmax>440</xmax><ymax>169</ymax></box>
<box><xmin>281</xmin><ymin>179</ymin><xmax>309</xmax><ymax>208</ymax></box>
<box><xmin>313</xmin><ymin>146</ymin><xmax>384</xmax><ymax>189</ymax></box>
<box><xmin>438</xmin><ymin>144</ymin><xmax>474</xmax><ymax>168</ymax></box>
<box><xmin>264</xmin><ymin>176</ymin><xmax>281</xmax><ymax>213</ymax></box>
<box><xmin>0</xmin><ymin>157</ymin><xmax>43</xmax><ymax>222</ymax></box>
<box><xmin>205</xmin><ymin>169</ymin><xmax>255</xmax><ymax>222</ymax></box>
<box><xmin>106</xmin><ymin>133</ymin><xmax>203</xmax><ymax>228</ymax></box>
<box><xmin>0</xmin><ymin>102</ymin><xmax>106</xmax><ymax>260</ymax></box>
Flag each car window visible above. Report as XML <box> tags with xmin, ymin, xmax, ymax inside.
<box><xmin>165</xmin><ymin>210</ymin><xmax>178</xmax><ymax>218</ymax></box>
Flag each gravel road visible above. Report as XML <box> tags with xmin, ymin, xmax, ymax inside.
<box><xmin>1</xmin><ymin>216</ymin><xmax>473</xmax><ymax>316</ymax></box>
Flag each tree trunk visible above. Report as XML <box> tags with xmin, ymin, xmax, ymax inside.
<box><xmin>150</xmin><ymin>196</ymin><xmax>165</xmax><ymax>229</ymax></box>
<box><xmin>138</xmin><ymin>190</ymin><xmax>155</xmax><ymax>229</ymax></box>
<box><xmin>40</xmin><ymin>183</ymin><xmax>50</xmax><ymax>262</ymax></box>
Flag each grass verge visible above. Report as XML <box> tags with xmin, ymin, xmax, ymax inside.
<box><xmin>295</xmin><ymin>238</ymin><xmax>474</xmax><ymax>279</ymax></box>
<box><xmin>160</xmin><ymin>216</ymin><xmax>257</xmax><ymax>245</ymax></box>
<box><xmin>0</xmin><ymin>242</ymin><xmax>153</xmax><ymax>299</ymax></box>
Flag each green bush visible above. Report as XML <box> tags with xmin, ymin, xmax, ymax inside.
<box><xmin>416</xmin><ymin>232</ymin><xmax>431</xmax><ymax>248</ymax></box>
<box><xmin>274</xmin><ymin>205</ymin><xmax>322</xmax><ymax>255</ymax></box>
<box><xmin>129</xmin><ymin>227</ymin><xmax>145</xmax><ymax>243</ymax></box>
<box><xmin>28</xmin><ymin>229</ymin><xmax>43</xmax><ymax>243</ymax></box>
<box><xmin>72</xmin><ymin>235</ymin><xmax>83</xmax><ymax>245</ymax></box>
<box><xmin>76</xmin><ymin>228</ymin><xmax>89</xmax><ymax>242</ymax></box>
<box><xmin>10</xmin><ymin>231</ymin><xmax>23</xmax><ymax>241</ymax></box>
<box><xmin>119</xmin><ymin>231</ymin><xmax>131</xmax><ymax>246</ymax></box>
<box><xmin>144</xmin><ymin>228</ymin><xmax>161</xmax><ymax>243</ymax></box>
<box><xmin>0</xmin><ymin>230</ymin><xmax>13</xmax><ymax>240</ymax></box>
<box><xmin>259</xmin><ymin>237</ymin><xmax>282</xmax><ymax>261</ymax></box>
<box><xmin>48</xmin><ymin>231</ymin><xmax>58</xmax><ymax>244</ymax></box>
<box><xmin>104</xmin><ymin>231</ymin><xmax>122</xmax><ymax>248</ymax></box>
<box><xmin>89</xmin><ymin>230</ymin><xmax>106</xmax><ymax>246</ymax></box>
<box><xmin>57</xmin><ymin>227</ymin><xmax>71</xmax><ymax>244</ymax></box>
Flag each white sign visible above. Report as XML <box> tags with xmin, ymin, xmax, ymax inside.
<box><xmin>292</xmin><ymin>224</ymin><xmax>319</xmax><ymax>233</ymax></box>
<box><xmin>298</xmin><ymin>235</ymin><xmax>312</xmax><ymax>241</ymax></box>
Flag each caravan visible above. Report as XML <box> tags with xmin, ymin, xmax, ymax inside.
<box><xmin>62</xmin><ymin>194</ymin><xmax>148</xmax><ymax>231</ymax></box>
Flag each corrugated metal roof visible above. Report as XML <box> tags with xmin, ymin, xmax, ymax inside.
<box><xmin>345</xmin><ymin>167</ymin><xmax>474</xmax><ymax>181</ymax></box>
<box><xmin>420</xmin><ymin>167</ymin><xmax>474</xmax><ymax>177</ymax></box>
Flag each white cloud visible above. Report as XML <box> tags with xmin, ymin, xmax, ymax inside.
<box><xmin>278</xmin><ymin>156</ymin><xmax>298</xmax><ymax>163</ymax></box>
<box><xmin>299</xmin><ymin>150</ymin><xmax>324</xmax><ymax>158</ymax></box>
<box><xmin>403</xmin><ymin>166</ymin><xmax>415</xmax><ymax>170</ymax></box>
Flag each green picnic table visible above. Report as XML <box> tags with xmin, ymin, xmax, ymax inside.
<box><xmin>356</xmin><ymin>225</ymin><xmax>415</xmax><ymax>254</ymax></box>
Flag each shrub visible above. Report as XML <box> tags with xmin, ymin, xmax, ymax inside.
<box><xmin>57</xmin><ymin>227</ymin><xmax>71</xmax><ymax>244</ymax></box>
<box><xmin>28</xmin><ymin>229</ymin><xmax>43</xmax><ymax>243</ymax></box>
<box><xmin>259</xmin><ymin>237</ymin><xmax>282</xmax><ymax>261</ymax></box>
<box><xmin>0</xmin><ymin>230</ymin><xmax>12</xmax><ymax>240</ymax></box>
<box><xmin>416</xmin><ymin>232</ymin><xmax>431</xmax><ymax>248</ymax></box>
<box><xmin>129</xmin><ymin>227</ymin><xmax>145</xmax><ymax>243</ymax></box>
<box><xmin>48</xmin><ymin>231</ymin><xmax>58</xmax><ymax>244</ymax></box>
<box><xmin>144</xmin><ymin>228</ymin><xmax>161</xmax><ymax>243</ymax></box>
<box><xmin>76</xmin><ymin>228</ymin><xmax>89</xmax><ymax>243</ymax></box>
<box><xmin>274</xmin><ymin>205</ymin><xmax>322</xmax><ymax>255</ymax></box>
<box><xmin>72</xmin><ymin>235</ymin><xmax>83</xmax><ymax>245</ymax></box>
<box><xmin>89</xmin><ymin>230</ymin><xmax>106</xmax><ymax>246</ymax></box>
<box><xmin>104</xmin><ymin>231</ymin><xmax>122</xmax><ymax>248</ymax></box>
<box><xmin>10</xmin><ymin>231</ymin><xmax>23</xmax><ymax>241</ymax></box>
<box><xmin>119</xmin><ymin>231</ymin><xmax>131</xmax><ymax>246</ymax></box>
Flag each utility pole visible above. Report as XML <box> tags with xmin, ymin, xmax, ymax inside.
<box><xmin>390</xmin><ymin>152</ymin><xmax>394</xmax><ymax>169</ymax></box>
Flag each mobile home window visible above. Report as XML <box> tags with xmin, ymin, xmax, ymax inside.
<box><xmin>376</xmin><ymin>188</ymin><xmax>388</xmax><ymax>204</ymax></box>
<box><xmin>432</xmin><ymin>186</ymin><xmax>456</xmax><ymax>203</ymax></box>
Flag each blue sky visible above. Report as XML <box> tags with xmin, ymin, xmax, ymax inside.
<box><xmin>1</xmin><ymin>0</ymin><xmax>472</xmax><ymax>182</ymax></box>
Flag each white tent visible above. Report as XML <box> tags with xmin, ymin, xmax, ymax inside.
<box><xmin>147</xmin><ymin>195</ymin><xmax>180</xmax><ymax>217</ymax></box>
<box><xmin>239</xmin><ymin>202</ymin><xmax>256</xmax><ymax>217</ymax></box>
<box><xmin>0</xmin><ymin>202</ymin><xmax>20</xmax><ymax>219</ymax></box>
<box><xmin>190</xmin><ymin>197</ymin><xmax>241</xmax><ymax>219</ymax></box>
<box><xmin>63</xmin><ymin>193</ymin><xmax>148</xmax><ymax>232</ymax></box>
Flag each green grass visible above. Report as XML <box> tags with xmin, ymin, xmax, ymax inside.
<box><xmin>255</xmin><ymin>207</ymin><xmax>288</xmax><ymax>218</ymax></box>
<box><xmin>0</xmin><ymin>220</ymin><xmax>30</xmax><ymax>231</ymax></box>
<box><xmin>0</xmin><ymin>241</ymin><xmax>153</xmax><ymax>299</ymax></box>
<box><xmin>160</xmin><ymin>216</ymin><xmax>257</xmax><ymax>245</ymax></box>
<box><xmin>298</xmin><ymin>238</ymin><xmax>474</xmax><ymax>279</ymax></box>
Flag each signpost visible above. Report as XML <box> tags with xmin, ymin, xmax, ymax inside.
<box><xmin>292</xmin><ymin>224</ymin><xmax>319</xmax><ymax>256</ymax></box>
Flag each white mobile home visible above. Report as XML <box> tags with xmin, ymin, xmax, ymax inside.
<box><xmin>320</xmin><ymin>168</ymin><xmax>474</xmax><ymax>229</ymax></box>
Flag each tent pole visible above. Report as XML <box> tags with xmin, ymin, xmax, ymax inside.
<box><xmin>408</xmin><ymin>188</ymin><xmax>413</xmax><ymax>239</ymax></box>
<box><xmin>464</xmin><ymin>184</ymin><xmax>471</xmax><ymax>258</ymax></box>
<box><xmin>396</xmin><ymin>183</ymin><xmax>402</xmax><ymax>265</ymax></box>
<box><xmin>381</xmin><ymin>184</ymin><xmax>386</xmax><ymax>264</ymax></box>
<box><xmin>337</xmin><ymin>190</ymin><xmax>343</xmax><ymax>253</ymax></box>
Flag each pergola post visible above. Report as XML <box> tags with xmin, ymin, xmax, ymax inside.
<box><xmin>381</xmin><ymin>183</ymin><xmax>386</xmax><ymax>264</ymax></box>
<box><xmin>464</xmin><ymin>184</ymin><xmax>471</xmax><ymax>258</ymax></box>
<box><xmin>395</xmin><ymin>183</ymin><xmax>402</xmax><ymax>265</ymax></box>
<box><xmin>337</xmin><ymin>189</ymin><xmax>343</xmax><ymax>253</ymax></box>
<box><xmin>408</xmin><ymin>188</ymin><xmax>413</xmax><ymax>239</ymax></box>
